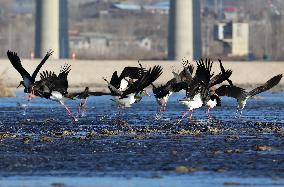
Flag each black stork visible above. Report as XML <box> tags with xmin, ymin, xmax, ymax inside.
<box><xmin>215</xmin><ymin>74</ymin><xmax>283</xmax><ymax>116</ymax></box>
<box><xmin>104</xmin><ymin>65</ymin><xmax>163</xmax><ymax>108</ymax></box>
<box><xmin>32</xmin><ymin>64</ymin><xmax>78</xmax><ymax>122</ymax></box>
<box><xmin>7</xmin><ymin>50</ymin><xmax>54</xmax><ymax>95</ymax></box>
<box><xmin>150</xmin><ymin>60</ymin><xmax>194</xmax><ymax>112</ymax></box>
<box><xmin>178</xmin><ymin>58</ymin><xmax>232</xmax><ymax>120</ymax></box>
<box><xmin>67</xmin><ymin>87</ymin><xmax>111</xmax><ymax>117</ymax></box>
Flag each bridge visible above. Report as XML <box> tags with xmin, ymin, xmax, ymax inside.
<box><xmin>35</xmin><ymin>0</ymin><xmax>201</xmax><ymax>60</ymax></box>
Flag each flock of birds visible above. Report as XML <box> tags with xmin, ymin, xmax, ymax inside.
<box><xmin>6</xmin><ymin>50</ymin><xmax>283</xmax><ymax>122</ymax></box>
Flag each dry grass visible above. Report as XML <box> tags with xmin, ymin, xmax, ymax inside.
<box><xmin>0</xmin><ymin>69</ymin><xmax>14</xmax><ymax>97</ymax></box>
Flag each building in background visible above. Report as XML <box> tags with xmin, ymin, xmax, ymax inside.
<box><xmin>232</xmin><ymin>23</ymin><xmax>249</xmax><ymax>56</ymax></box>
<box><xmin>1</xmin><ymin>0</ymin><xmax>284</xmax><ymax>60</ymax></box>
<box><xmin>215</xmin><ymin>22</ymin><xmax>249</xmax><ymax>57</ymax></box>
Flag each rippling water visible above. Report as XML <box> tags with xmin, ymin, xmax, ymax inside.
<box><xmin>0</xmin><ymin>92</ymin><xmax>283</xmax><ymax>186</ymax></box>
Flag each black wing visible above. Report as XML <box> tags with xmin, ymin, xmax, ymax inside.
<box><xmin>153</xmin><ymin>84</ymin><xmax>171</xmax><ymax>99</ymax></box>
<box><xmin>40</xmin><ymin>70</ymin><xmax>56</xmax><ymax>80</ymax></box>
<box><xmin>186</xmin><ymin>58</ymin><xmax>213</xmax><ymax>98</ymax></box>
<box><xmin>32</xmin><ymin>74</ymin><xmax>58</xmax><ymax>98</ymax></box>
<box><xmin>153</xmin><ymin>80</ymin><xmax>187</xmax><ymax>99</ymax></box>
<box><xmin>209</xmin><ymin>70</ymin><xmax>232</xmax><ymax>87</ymax></box>
<box><xmin>7</xmin><ymin>50</ymin><xmax>31</xmax><ymax>80</ymax></box>
<box><xmin>109</xmin><ymin>71</ymin><xmax>121</xmax><ymax>89</ymax></box>
<box><xmin>58</xmin><ymin>63</ymin><xmax>71</xmax><ymax>79</ymax></box>
<box><xmin>215</xmin><ymin>85</ymin><xmax>247</xmax><ymax>99</ymax></box>
<box><xmin>121</xmin><ymin>65</ymin><xmax>163</xmax><ymax>97</ymax></box>
<box><xmin>52</xmin><ymin>64</ymin><xmax>71</xmax><ymax>95</ymax></box>
<box><xmin>32</xmin><ymin>82</ymin><xmax>52</xmax><ymax>98</ymax></box>
<box><xmin>248</xmin><ymin>74</ymin><xmax>282</xmax><ymax>97</ymax></box>
<box><xmin>103</xmin><ymin>73</ymin><xmax>122</xmax><ymax>96</ymax></box>
<box><xmin>31</xmin><ymin>50</ymin><xmax>53</xmax><ymax>81</ymax></box>
<box><xmin>218</xmin><ymin>59</ymin><xmax>233</xmax><ymax>86</ymax></box>
<box><xmin>194</xmin><ymin>58</ymin><xmax>214</xmax><ymax>87</ymax></box>
<box><xmin>67</xmin><ymin>90</ymin><xmax>110</xmax><ymax>99</ymax></box>
<box><xmin>120</xmin><ymin>66</ymin><xmax>147</xmax><ymax>80</ymax></box>
<box><xmin>179</xmin><ymin>65</ymin><xmax>194</xmax><ymax>83</ymax></box>
<box><xmin>181</xmin><ymin>59</ymin><xmax>194</xmax><ymax>74</ymax></box>
<box><xmin>89</xmin><ymin>91</ymin><xmax>112</xmax><ymax>96</ymax></box>
<box><xmin>171</xmin><ymin>82</ymin><xmax>188</xmax><ymax>92</ymax></box>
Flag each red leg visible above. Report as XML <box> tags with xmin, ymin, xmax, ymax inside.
<box><xmin>159</xmin><ymin>106</ymin><xmax>166</xmax><ymax>112</ymax></box>
<box><xmin>81</xmin><ymin>98</ymin><xmax>87</xmax><ymax>116</ymax></box>
<box><xmin>77</xmin><ymin>99</ymin><xmax>83</xmax><ymax>116</ymax></box>
<box><xmin>116</xmin><ymin>105</ymin><xmax>125</xmax><ymax>124</ymax></box>
<box><xmin>60</xmin><ymin>101</ymin><xmax>78</xmax><ymax>122</ymax></box>
<box><xmin>176</xmin><ymin>110</ymin><xmax>189</xmax><ymax>125</ymax></box>
<box><xmin>207</xmin><ymin>108</ymin><xmax>212</xmax><ymax>120</ymax></box>
<box><xmin>77</xmin><ymin>106</ymin><xmax>81</xmax><ymax>116</ymax></box>
<box><xmin>189</xmin><ymin>109</ymin><xmax>193</xmax><ymax>121</ymax></box>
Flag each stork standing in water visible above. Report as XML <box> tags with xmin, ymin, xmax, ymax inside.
<box><xmin>32</xmin><ymin>64</ymin><xmax>78</xmax><ymax>122</ymax></box>
<box><xmin>67</xmin><ymin>87</ymin><xmax>111</xmax><ymax>117</ymax></box>
<box><xmin>7</xmin><ymin>50</ymin><xmax>53</xmax><ymax>114</ymax></box>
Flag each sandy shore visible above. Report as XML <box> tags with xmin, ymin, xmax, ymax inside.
<box><xmin>1</xmin><ymin>59</ymin><xmax>283</xmax><ymax>92</ymax></box>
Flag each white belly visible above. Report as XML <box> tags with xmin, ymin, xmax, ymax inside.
<box><xmin>206</xmin><ymin>99</ymin><xmax>217</xmax><ymax>109</ymax></box>
<box><xmin>179</xmin><ymin>93</ymin><xmax>203</xmax><ymax>110</ymax></box>
<box><xmin>114</xmin><ymin>93</ymin><xmax>135</xmax><ymax>107</ymax></box>
<box><xmin>156</xmin><ymin>92</ymin><xmax>172</xmax><ymax>106</ymax></box>
<box><xmin>238</xmin><ymin>98</ymin><xmax>248</xmax><ymax>109</ymax></box>
<box><xmin>50</xmin><ymin>91</ymin><xmax>63</xmax><ymax>101</ymax></box>
<box><xmin>119</xmin><ymin>79</ymin><xmax>128</xmax><ymax>91</ymax></box>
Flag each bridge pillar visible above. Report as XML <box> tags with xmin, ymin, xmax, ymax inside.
<box><xmin>168</xmin><ymin>0</ymin><xmax>202</xmax><ymax>60</ymax></box>
<box><xmin>35</xmin><ymin>0</ymin><xmax>69</xmax><ymax>59</ymax></box>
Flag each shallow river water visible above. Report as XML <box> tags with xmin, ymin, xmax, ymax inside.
<box><xmin>0</xmin><ymin>92</ymin><xmax>283</xmax><ymax>187</ymax></box>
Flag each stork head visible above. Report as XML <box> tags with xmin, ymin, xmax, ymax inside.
<box><xmin>17</xmin><ymin>81</ymin><xmax>24</xmax><ymax>88</ymax></box>
<box><xmin>210</xmin><ymin>94</ymin><xmax>221</xmax><ymax>107</ymax></box>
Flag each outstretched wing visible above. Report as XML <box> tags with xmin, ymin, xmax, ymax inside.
<box><xmin>89</xmin><ymin>91</ymin><xmax>112</xmax><ymax>96</ymax></box>
<box><xmin>179</xmin><ymin>65</ymin><xmax>194</xmax><ymax>83</ymax></box>
<box><xmin>185</xmin><ymin>58</ymin><xmax>213</xmax><ymax>98</ymax></box>
<box><xmin>40</xmin><ymin>70</ymin><xmax>56</xmax><ymax>80</ymax></box>
<box><xmin>52</xmin><ymin>64</ymin><xmax>71</xmax><ymax>94</ymax></box>
<box><xmin>181</xmin><ymin>59</ymin><xmax>194</xmax><ymax>74</ymax></box>
<box><xmin>171</xmin><ymin>81</ymin><xmax>188</xmax><ymax>92</ymax></box>
<box><xmin>248</xmin><ymin>74</ymin><xmax>282</xmax><ymax>97</ymax></box>
<box><xmin>218</xmin><ymin>59</ymin><xmax>233</xmax><ymax>86</ymax></box>
<box><xmin>31</xmin><ymin>50</ymin><xmax>53</xmax><ymax>81</ymax></box>
<box><xmin>215</xmin><ymin>85</ymin><xmax>247</xmax><ymax>99</ymax></box>
<box><xmin>109</xmin><ymin>71</ymin><xmax>121</xmax><ymax>89</ymax></box>
<box><xmin>172</xmin><ymin>71</ymin><xmax>182</xmax><ymax>82</ymax></box>
<box><xmin>153</xmin><ymin>84</ymin><xmax>171</xmax><ymax>99</ymax></box>
<box><xmin>209</xmin><ymin>70</ymin><xmax>232</xmax><ymax>87</ymax></box>
<box><xmin>32</xmin><ymin>74</ymin><xmax>57</xmax><ymax>98</ymax></box>
<box><xmin>153</xmin><ymin>81</ymin><xmax>187</xmax><ymax>99</ymax></box>
<box><xmin>121</xmin><ymin>65</ymin><xmax>163</xmax><ymax>97</ymax></box>
<box><xmin>120</xmin><ymin>66</ymin><xmax>147</xmax><ymax>80</ymax></box>
<box><xmin>7</xmin><ymin>50</ymin><xmax>31</xmax><ymax>80</ymax></box>
<box><xmin>35</xmin><ymin>70</ymin><xmax>57</xmax><ymax>90</ymax></box>
<box><xmin>58</xmin><ymin>63</ymin><xmax>71</xmax><ymax>79</ymax></box>
<box><xmin>67</xmin><ymin>91</ymin><xmax>111</xmax><ymax>99</ymax></box>
<box><xmin>194</xmin><ymin>58</ymin><xmax>214</xmax><ymax>87</ymax></box>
